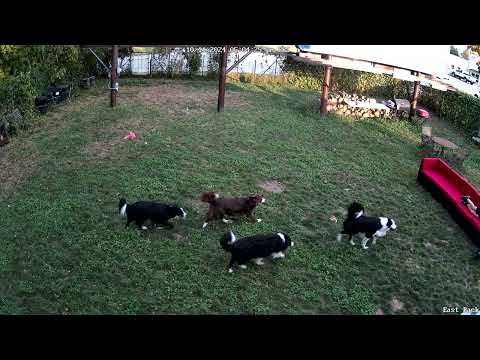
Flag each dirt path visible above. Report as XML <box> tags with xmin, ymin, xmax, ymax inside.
<box><xmin>0</xmin><ymin>94</ymin><xmax>102</xmax><ymax>199</ymax></box>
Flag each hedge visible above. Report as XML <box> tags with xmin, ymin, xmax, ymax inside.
<box><xmin>0</xmin><ymin>46</ymin><xmax>96</xmax><ymax>131</ymax></box>
<box><xmin>0</xmin><ymin>72</ymin><xmax>36</xmax><ymax>121</ymax></box>
<box><xmin>2</xmin><ymin>47</ymin><xmax>480</xmax><ymax>134</ymax></box>
<box><xmin>421</xmin><ymin>87</ymin><xmax>480</xmax><ymax>131</ymax></box>
<box><xmin>230</xmin><ymin>58</ymin><xmax>411</xmax><ymax>99</ymax></box>
<box><xmin>229</xmin><ymin>57</ymin><xmax>480</xmax><ymax>133</ymax></box>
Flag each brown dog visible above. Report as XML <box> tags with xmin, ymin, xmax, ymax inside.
<box><xmin>200</xmin><ymin>192</ymin><xmax>266</xmax><ymax>228</ymax></box>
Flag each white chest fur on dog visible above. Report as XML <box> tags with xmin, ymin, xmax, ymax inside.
<box><xmin>120</xmin><ymin>203</ymin><xmax>127</xmax><ymax>217</ymax></box>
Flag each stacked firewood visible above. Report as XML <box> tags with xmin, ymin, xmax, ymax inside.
<box><xmin>326</xmin><ymin>92</ymin><xmax>393</xmax><ymax>118</ymax></box>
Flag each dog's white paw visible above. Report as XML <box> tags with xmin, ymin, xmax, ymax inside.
<box><xmin>336</xmin><ymin>234</ymin><xmax>342</xmax><ymax>242</ymax></box>
<box><xmin>141</xmin><ymin>226</ymin><xmax>148</xmax><ymax>230</ymax></box>
<box><xmin>361</xmin><ymin>238</ymin><xmax>370</xmax><ymax>249</ymax></box>
<box><xmin>350</xmin><ymin>240</ymin><xmax>356</xmax><ymax>246</ymax></box>
<box><xmin>256</xmin><ymin>218</ymin><xmax>263</xmax><ymax>223</ymax></box>
<box><xmin>202</xmin><ymin>222</ymin><xmax>208</xmax><ymax>229</ymax></box>
<box><xmin>228</xmin><ymin>268</ymin><xmax>234</xmax><ymax>273</ymax></box>
<box><xmin>239</xmin><ymin>264</ymin><xmax>247</xmax><ymax>269</ymax></box>
<box><xmin>222</xmin><ymin>218</ymin><xmax>233</xmax><ymax>224</ymax></box>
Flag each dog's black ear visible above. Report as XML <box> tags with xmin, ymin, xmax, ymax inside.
<box><xmin>387</xmin><ymin>218</ymin><xmax>392</xmax><ymax>227</ymax></box>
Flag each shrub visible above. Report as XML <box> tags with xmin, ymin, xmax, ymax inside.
<box><xmin>0</xmin><ymin>46</ymin><xmax>91</xmax><ymax>134</ymax></box>
<box><xmin>184</xmin><ymin>49</ymin><xmax>202</xmax><ymax>77</ymax></box>
<box><xmin>235</xmin><ymin>56</ymin><xmax>480</xmax><ymax>133</ymax></box>
<box><xmin>420</xmin><ymin>86</ymin><xmax>480</xmax><ymax>131</ymax></box>
<box><xmin>0</xmin><ymin>46</ymin><xmax>85</xmax><ymax>91</ymax></box>
<box><xmin>205</xmin><ymin>48</ymin><xmax>222</xmax><ymax>80</ymax></box>
<box><xmin>0</xmin><ymin>72</ymin><xmax>36</xmax><ymax>121</ymax></box>
<box><xmin>0</xmin><ymin>72</ymin><xmax>37</xmax><ymax>134</ymax></box>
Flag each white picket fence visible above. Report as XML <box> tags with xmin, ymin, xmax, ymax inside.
<box><xmin>122</xmin><ymin>49</ymin><xmax>284</xmax><ymax>76</ymax></box>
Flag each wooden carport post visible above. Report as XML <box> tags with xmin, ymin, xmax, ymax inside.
<box><xmin>320</xmin><ymin>55</ymin><xmax>332</xmax><ymax>115</ymax></box>
<box><xmin>110</xmin><ymin>45</ymin><xmax>119</xmax><ymax>107</ymax></box>
<box><xmin>409</xmin><ymin>72</ymin><xmax>420</xmax><ymax>120</ymax></box>
<box><xmin>217</xmin><ymin>46</ymin><xmax>229</xmax><ymax>112</ymax></box>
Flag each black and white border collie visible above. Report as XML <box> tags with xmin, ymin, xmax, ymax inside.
<box><xmin>336</xmin><ymin>202</ymin><xmax>397</xmax><ymax>249</ymax></box>
<box><xmin>119</xmin><ymin>198</ymin><xmax>186</xmax><ymax>230</ymax></box>
<box><xmin>220</xmin><ymin>231</ymin><xmax>294</xmax><ymax>273</ymax></box>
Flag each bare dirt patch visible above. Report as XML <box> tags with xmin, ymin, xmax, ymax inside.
<box><xmin>37</xmin><ymin>96</ymin><xmax>103</xmax><ymax>135</ymax></box>
<box><xmin>84</xmin><ymin>137</ymin><xmax>125</xmax><ymax>160</ymax></box>
<box><xmin>85</xmin><ymin>84</ymin><xmax>250</xmax><ymax>159</ymax></box>
<box><xmin>0</xmin><ymin>95</ymin><xmax>107</xmax><ymax>196</ymax></box>
<box><xmin>257</xmin><ymin>180</ymin><xmax>286</xmax><ymax>193</ymax></box>
<box><xmin>0</xmin><ymin>141</ymin><xmax>40</xmax><ymax>198</ymax></box>
<box><xmin>83</xmin><ymin>115</ymin><xmax>162</xmax><ymax>160</ymax></box>
<box><xmin>120</xmin><ymin>84</ymin><xmax>250</xmax><ymax>116</ymax></box>
<box><xmin>61</xmin><ymin>95</ymin><xmax>102</xmax><ymax>113</ymax></box>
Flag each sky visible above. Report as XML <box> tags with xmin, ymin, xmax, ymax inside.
<box><xmin>454</xmin><ymin>45</ymin><xmax>468</xmax><ymax>52</ymax></box>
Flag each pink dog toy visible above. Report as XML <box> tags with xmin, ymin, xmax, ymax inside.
<box><xmin>123</xmin><ymin>131</ymin><xmax>136</xmax><ymax>140</ymax></box>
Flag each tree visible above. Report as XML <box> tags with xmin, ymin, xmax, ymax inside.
<box><xmin>462</xmin><ymin>48</ymin><xmax>471</xmax><ymax>60</ymax></box>
<box><xmin>468</xmin><ymin>45</ymin><xmax>480</xmax><ymax>56</ymax></box>
<box><xmin>182</xmin><ymin>49</ymin><xmax>202</xmax><ymax>77</ymax></box>
<box><xmin>450</xmin><ymin>46</ymin><xmax>459</xmax><ymax>56</ymax></box>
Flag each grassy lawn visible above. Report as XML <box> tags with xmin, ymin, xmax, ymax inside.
<box><xmin>1</xmin><ymin>78</ymin><xmax>479</xmax><ymax>314</ymax></box>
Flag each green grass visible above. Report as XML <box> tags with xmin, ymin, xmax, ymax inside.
<box><xmin>1</xmin><ymin>78</ymin><xmax>479</xmax><ymax>314</ymax></box>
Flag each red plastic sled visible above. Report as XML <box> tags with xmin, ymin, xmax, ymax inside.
<box><xmin>416</xmin><ymin>108</ymin><xmax>429</xmax><ymax>118</ymax></box>
<box><xmin>418</xmin><ymin>157</ymin><xmax>480</xmax><ymax>245</ymax></box>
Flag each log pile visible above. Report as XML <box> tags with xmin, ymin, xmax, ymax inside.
<box><xmin>326</xmin><ymin>92</ymin><xmax>393</xmax><ymax>118</ymax></box>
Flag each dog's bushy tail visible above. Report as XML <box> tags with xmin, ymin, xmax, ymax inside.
<box><xmin>220</xmin><ymin>231</ymin><xmax>236</xmax><ymax>252</ymax></box>
<box><xmin>200</xmin><ymin>192</ymin><xmax>218</xmax><ymax>204</ymax></box>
